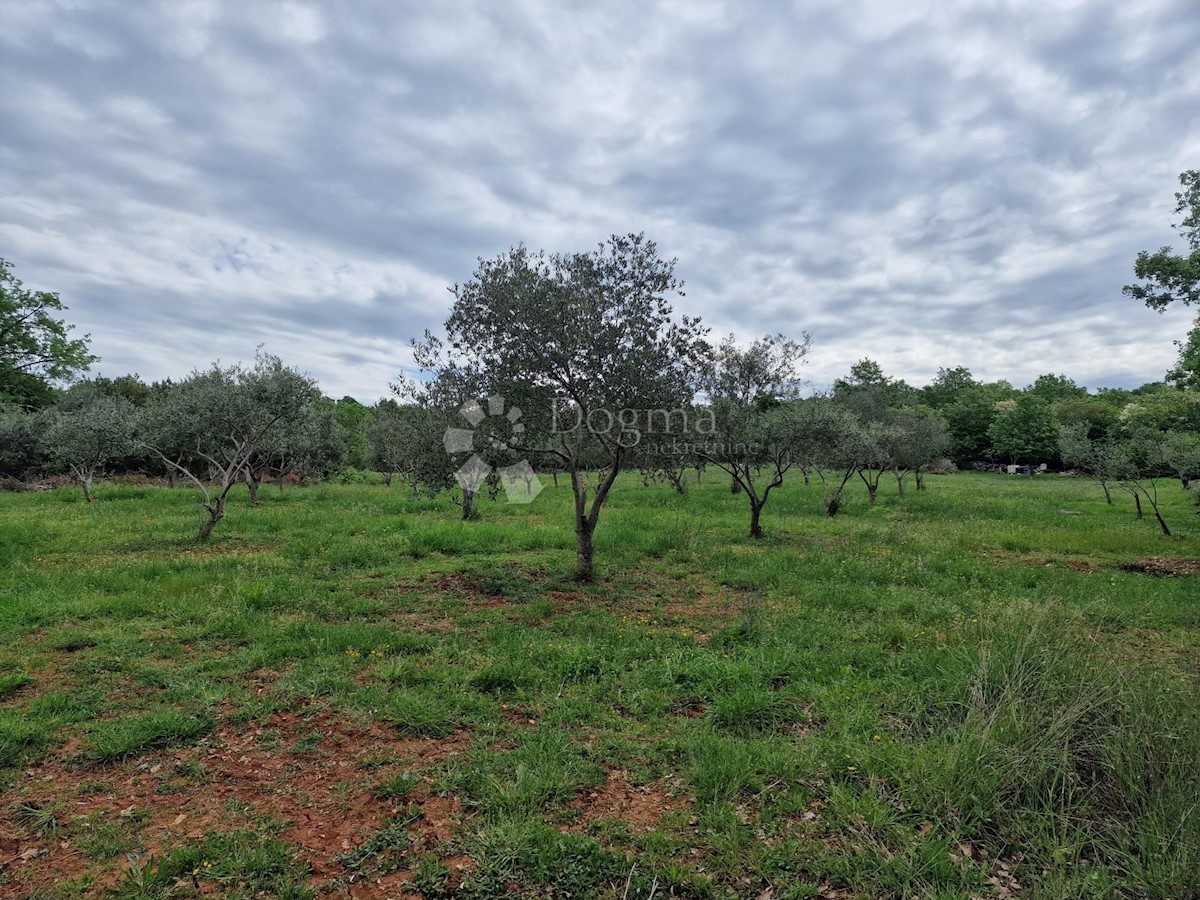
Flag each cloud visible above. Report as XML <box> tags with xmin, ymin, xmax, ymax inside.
<box><xmin>1</xmin><ymin>0</ymin><xmax>1197</xmax><ymax>400</ymax></box>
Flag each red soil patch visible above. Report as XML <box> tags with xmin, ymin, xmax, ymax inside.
<box><xmin>566</xmin><ymin>769</ymin><xmax>686</xmax><ymax>834</ymax></box>
<box><xmin>4</xmin><ymin>708</ymin><xmax>472</xmax><ymax>898</ymax></box>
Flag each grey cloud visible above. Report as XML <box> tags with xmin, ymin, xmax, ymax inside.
<box><xmin>1</xmin><ymin>0</ymin><xmax>1197</xmax><ymax>401</ymax></box>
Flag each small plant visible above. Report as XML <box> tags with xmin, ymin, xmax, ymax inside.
<box><xmin>119</xmin><ymin>851</ymin><xmax>163</xmax><ymax>896</ymax></box>
<box><xmin>337</xmin><ymin>810</ymin><xmax>420</xmax><ymax>875</ymax></box>
<box><xmin>373</xmin><ymin>770</ymin><xmax>421</xmax><ymax>801</ymax></box>
<box><xmin>0</xmin><ymin>671</ymin><xmax>34</xmax><ymax>699</ymax></box>
<box><xmin>14</xmin><ymin>801</ymin><xmax>59</xmax><ymax>834</ymax></box>
<box><xmin>290</xmin><ymin>730</ymin><xmax>323</xmax><ymax>754</ymax></box>
<box><xmin>86</xmin><ymin>711</ymin><xmax>212</xmax><ymax>762</ymax></box>
<box><xmin>407</xmin><ymin>855</ymin><xmax>453</xmax><ymax>897</ymax></box>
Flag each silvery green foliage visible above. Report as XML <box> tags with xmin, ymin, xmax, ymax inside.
<box><xmin>793</xmin><ymin>398</ymin><xmax>868</xmax><ymax>517</ymax></box>
<box><xmin>0</xmin><ymin>405</ymin><xmax>45</xmax><ymax>479</ymax></box>
<box><xmin>890</xmin><ymin>412</ymin><xmax>951</xmax><ymax>491</ymax></box>
<box><xmin>697</xmin><ymin>333</ymin><xmax>812</xmax><ymax>537</ymax></box>
<box><xmin>41</xmin><ymin>384</ymin><xmax>138</xmax><ymax>500</ymax></box>
<box><xmin>1059</xmin><ymin>423</ymin><xmax>1173</xmax><ymax>535</ymax></box>
<box><xmin>250</xmin><ymin>399</ymin><xmax>345</xmax><ymax>485</ymax></box>
<box><xmin>418</xmin><ymin>233</ymin><xmax>709</xmax><ymax>578</ymax></box>
<box><xmin>1161</xmin><ymin>430</ymin><xmax>1200</xmax><ymax>488</ymax></box>
<box><xmin>141</xmin><ymin>352</ymin><xmax>319</xmax><ymax>539</ymax></box>
<box><xmin>368</xmin><ymin>400</ymin><xmax>454</xmax><ymax>498</ymax></box>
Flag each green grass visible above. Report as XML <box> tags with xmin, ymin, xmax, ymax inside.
<box><xmin>0</xmin><ymin>472</ymin><xmax>1198</xmax><ymax>898</ymax></box>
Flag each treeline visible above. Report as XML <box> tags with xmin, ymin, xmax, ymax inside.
<box><xmin>4</xmin><ymin>169</ymin><xmax>1200</xmax><ymax>581</ymax></box>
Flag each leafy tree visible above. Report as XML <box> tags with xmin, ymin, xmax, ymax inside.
<box><xmin>368</xmin><ymin>401</ymin><xmax>454</xmax><ymax>499</ymax></box>
<box><xmin>418</xmin><ymin>234</ymin><xmax>707</xmax><ymax>579</ymax></box>
<box><xmin>1026</xmin><ymin>373</ymin><xmax>1087</xmax><ymax>404</ymax></box>
<box><xmin>333</xmin><ymin>397</ymin><xmax>373</xmax><ymax>469</ymax></box>
<box><xmin>833</xmin><ymin>358</ymin><xmax>914</xmax><ymax>407</ymax></box>
<box><xmin>798</xmin><ymin>399</ymin><xmax>866</xmax><ymax>517</ymax></box>
<box><xmin>1059</xmin><ymin>422</ymin><xmax>1122</xmax><ymax>505</ymax></box>
<box><xmin>1123</xmin><ymin>170</ymin><xmax>1200</xmax><ymax>311</ymax></box>
<box><xmin>41</xmin><ymin>385</ymin><xmax>138</xmax><ymax>502</ymax></box>
<box><xmin>0</xmin><ymin>406</ymin><xmax>44</xmax><ymax>480</ymax></box>
<box><xmin>142</xmin><ymin>353</ymin><xmax>318</xmax><ymax>540</ymax></box>
<box><xmin>245</xmin><ymin>398</ymin><xmax>344</xmax><ymax>501</ymax></box>
<box><xmin>1060</xmin><ymin>425</ymin><xmax>1173</xmax><ymax>534</ymax></box>
<box><xmin>921</xmin><ymin>366</ymin><xmax>977</xmax><ymax>410</ymax></box>
<box><xmin>697</xmin><ymin>333</ymin><xmax>811</xmax><ymax>537</ymax></box>
<box><xmin>1113</xmin><ymin>437</ymin><xmax>1174</xmax><ymax>536</ymax></box>
<box><xmin>987</xmin><ymin>396</ymin><xmax>1059</xmax><ymax>465</ymax></box>
<box><xmin>1053</xmin><ymin>398</ymin><xmax>1117</xmax><ymax>440</ymax></box>
<box><xmin>942</xmin><ymin>382</ymin><xmax>1018</xmax><ymax>464</ymax></box>
<box><xmin>852</xmin><ymin>419</ymin><xmax>900</xmax><ymax>506</ymax></box>
<box><xmin>90</xmin><ymin>374</ymin><xmax>153</xmax><ymax>407</ymax></box>
<box><xmin>1161</xmin><ymin>430</ymin><xmax>1200</xmax><ymax>490</ymax></box>
<box><xmin>0</xmin><ymin>258</ymin><xmax>96</xmax><ymax>406</ymax></box>
<box><xmin>1116</xmin><ymin>387</ymin><xmax>1200</xmax><ymax>434</ymax></box>
<box><xmin>1166</xmin><ymin>314</ymin><xmax>1200</xmax><ymax>391</ymax></box>
<box><xmin>891</xmin><ymin>411</ymin><xmax>951</xmax><ymax>493</ymax></box>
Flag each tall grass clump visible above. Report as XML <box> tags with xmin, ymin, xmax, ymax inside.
<box><xmin>909</xmin><ymin>609</ymin><xmax>1200</xmax><ymax>897</ymax></box>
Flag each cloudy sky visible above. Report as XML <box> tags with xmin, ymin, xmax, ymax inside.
<box><xmin>2</xmin><ymin>1</ymin><xmax>1197</xmax><ymax>401</ymax></box>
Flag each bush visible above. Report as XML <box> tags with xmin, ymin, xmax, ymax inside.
<box><xmin>328</xmin><ymin>467</ymin><xmax>378</xmax><ymax>485</ymax></box>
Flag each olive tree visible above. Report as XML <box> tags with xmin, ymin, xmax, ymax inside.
<box><xmin>248</xmin><ymin>400</ymin><xmax>345</xmax><ymax>498</ymax></box>
<box><xmin>142</xmin><ymin>354</ymin><xmax>318</xmax><ymax>540</ymax></box>
<box><xmin>1059</xmin><ymin>422</ymin><xmax>1121</xmax><ymax>505</ymax></box>
<box><xmin>418</xmin><ymin>234</ymin><xmax>708</xmax><ymax>580</ymax></box>
<box><xmin>696</xmin><ymin>333</ymin><xmax>811</xmax><ymax>537</ymax></box>
<box><xmin>794</xmin><ymin>398</ymin><xmax>865</xmax><ymax>517</ymax></box>
<box><xmin>1060</xmin><ymin>424</ymin><xmax>1172</xmax><ymax>535</ymax></box>
<box><xmin>0</xmin><ymin>406</ymin><xmax>44</xmax><ymax>480</ymax></box>
<box><xmin>41</xmin><ymin>385</ymin><xmax>138</xmax><ymax>502</ymax></box>
<box><xmin>1162</xmin><ymin>430</ymin><xmax>1200</xmax><ymax>490</ymax></box>
<box><xmin>892</xmin><ymin>412</ymin><xmax>951</xmax><ymax>493</ymax></box>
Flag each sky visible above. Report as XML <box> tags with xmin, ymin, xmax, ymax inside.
<box><xmin>1</xmin><ymin>0</ymin><xmax>1198</xmax><ymax>402</ymax></box>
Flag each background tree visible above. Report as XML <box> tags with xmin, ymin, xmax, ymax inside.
<box><xmin>41</xmin><ymin>385</ymin><xmax>138</xmax><ymax>502</ymax></box>
<box><xmin>1026</xmin><ymin>373</ymin><xmax>1087</xmax><ymax>404</ymax></box>
<box><xmin>420</xmin><ymin>234</ymin><xmax>707</xmax><ymax>579</ymax></box>
<box><xmin>1053</xmin><ymin>397</ymin><xmax>1116</xmax><ymax>440</ymax></box>
<box><xmin>1161</xmin><ymin>430</ymin><xmax>1200</xmax><ymax>490</ymax></box>
<box><xmin>698</xmin><ymin>333</ymin><xmax>811</xmax><ymax>537</ymax></box>
<box><xmin>921</xmin><ymin>366</ymin><xmax>977</xmax><ymax>410</ymax></box>
<box><xmin>798</xmin><ymin>399</ymin><xmax>865</xmax><ymax>517</ymax></box>
<box><xmin>1166</xmin><ymin>314</ymin><xmax>1200</xmax><ymax>391</ymax></box>
<box><xmin>943</xmin><ymin>381</ymin><xmax>1019</xmax><ymax>465</ymax></box>
<box><xmin>833</xmin><ymin>358</ymin><xmax>914</xmax><ymax>407</ymax></box>
<box><xmin>89</xmin><ymin>373</ymin><xmax>154</xmax><ymax>407</ymax></box>
<box><xmin>142</xmin><ymin>354</ymin><xmax>318</xmax><ymax>540</ymax></box>
<box><xmin>0</xmin><ymin>258</ymin><xmax>96</xmax><ymax>407</ymax></box>
<box><xmin>987</xmin><ymin>396</ymin><xmax>1059</xmax><ymax>466</ymax></box>
<box><xmin>333</xmin><ymin>397</ymin><xmax>373</xmax><ymax>470</ymax></box>
<box><xmin>1123</xmin><ymin>170</ymin><xmax>1200</xmax><ymax>311</ymax></box>
<box><xmin>0</xmin><ymin>406</ymin><xmax>45</xmax><ymax>481</ymax></box>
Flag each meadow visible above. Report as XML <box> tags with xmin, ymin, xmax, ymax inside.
<box><xmin>0</xmin><ymin>471</ymin><xmax>1197</xmax><ymax>899</ymax></box>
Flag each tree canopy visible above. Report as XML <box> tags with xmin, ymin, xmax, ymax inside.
<box><xmin>1123</xmin><ymin>170</ymin><xmax>1200</xmax><ymax>311</ymax></box>
<box><xmin>0</xmin><ymin>258</ymin><xmax>96</xmax><ymax>406</ymax></box>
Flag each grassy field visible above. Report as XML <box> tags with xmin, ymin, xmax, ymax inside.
<box><xmin>0</xmin><ymin>471</ymin><xmax>1198</xmax><ymax>899</ymax></box>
